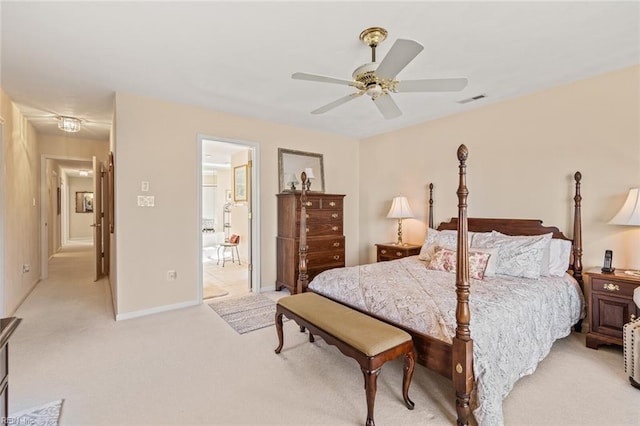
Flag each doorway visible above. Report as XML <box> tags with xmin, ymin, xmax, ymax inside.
<box><xmin>40</xmin><ymin>155</ymin><xmax>109</xmax><ymax>281</ymax></box>
<box><xmin>198</xmin><ymin>136</ymin><xmax>258</xmax><ymax>301</ymax></box>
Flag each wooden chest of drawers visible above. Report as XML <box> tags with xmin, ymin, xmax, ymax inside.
<box><xmin>586</xmin><ymin>269</ymin><xmax>640</xmax><ymax>349</ymax></box>
<box><xmin>276</xmin><ymin>192</ymin><xmax>345</xmax><ymax>293</ymax></box>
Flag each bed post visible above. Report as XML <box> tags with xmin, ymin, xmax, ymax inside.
<box><xmin>428</xmin><ymin>183</ymin><xmax>434</xmax><ymax>229</ymax></box>
<box><xmin>572</xmin><ymin>171</ymin><xmax>584</xmax><ymax>332</ymax></box>
<box><xmin>296</xmin><ymin>172</ymin><xmax>309</xmax><ymax>295</ymax></box>
<box><xmin>572</xmin><ymin>172</ymin><xmax>583</xmax><ymax>287</ymax></box>
<box><xmin>453</xmin><ymin>145</ymin><xmax>473</xmax><ymax>426</ymax></box>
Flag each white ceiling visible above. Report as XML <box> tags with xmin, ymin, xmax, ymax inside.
<box><xmin>2</xmin><ymin>2</ymin><xmax>639</xmax><ymax>141</ymax></box>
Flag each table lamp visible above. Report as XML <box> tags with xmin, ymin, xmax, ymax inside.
<box><xmin>287</xmin><ymin>173</ymin><xmax>299</xmax><ymax>191</ymax></box>
<box><xmin>304</xmin><ymin>167</ymin><xmax>315</xmax><ymax>191</ymax></box>
<box><xmin>609</xmin><ymin>187</ymin><xmax>640</xmax><ymax>276</ymax></box>
<box><xmin>387</xmin><ymin>196</ymin><xmax>414</xmax><ymax>246</ymax></box>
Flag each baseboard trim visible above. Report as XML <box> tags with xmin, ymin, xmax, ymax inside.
<box><xmin>116</xmin><ymin>299</ymin><xmax>199</xmax><ymax>321</ymax></box>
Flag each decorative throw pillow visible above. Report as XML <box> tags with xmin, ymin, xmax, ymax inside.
<box><xmin>427</xmin><ymin>247</ymin><xmax>492</xmax><ymax>280</ymax></box>
<box><xmin>473</xmin><ymin>232</ymin><xmax>552</xmax><ymax>279</ymax></box>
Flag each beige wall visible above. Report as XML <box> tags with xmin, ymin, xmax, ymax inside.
<box><xmin>359</xmin><ymin>65</ymin><xmax>640</xmax><ymax>270</ymax></box>
<box><xmin>1</xmin><ymin>89</ymin><xmax>41</xmax><ymax>316</ymax></box>
<box><xmin>114</xmin><ymin>92</ymin><xmax>359</xmax><ymax>318</ymax></box>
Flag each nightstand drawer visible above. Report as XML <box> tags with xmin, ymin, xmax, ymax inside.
<box><xmin>376</xmin><ymin>243</ymin><xmax>421</xmax><ymax>262</ymax></box>
<box><xmin>591</xmin><ymin>277</ymin><xmax>637</xmax><ymax>297</ymax></box>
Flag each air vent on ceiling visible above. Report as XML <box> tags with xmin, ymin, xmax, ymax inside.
<box><xmin>457</xmin><ymin>94</ymin><xmax>486</xmax><ymax>104</ymax></box>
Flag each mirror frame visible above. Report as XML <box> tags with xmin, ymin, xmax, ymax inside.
<box><xmin>75</xmin><ymin>191</ymin><xmax>94</xmax><ymax>213</ymax></box>
<box><xmin>278</xmin><ymin>148</ymin><xmax>325</xmax><ymax>193</ymax></box>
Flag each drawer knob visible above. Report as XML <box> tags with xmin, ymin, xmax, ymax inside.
<box><xmin>305</xmin><ymin>201</ymin><xmax>312</xmax><ymax>207</ymax></box>
<box><xmin>331</xmin><ymin>213</ymin><xmax>338</xmax><ymax>219</ymax></box>
<box><xmin>329</xmin><ymin>201</ymin><xmax>336</xmax><ymax>207</ymax></box>
<box><xmin>333</xmin><ymin>242</ymin><xmax>340</xmax><ymax>247</ymax></box>
<box><xmin>380</xmin><ymin>249</ymin><xmax>387</xmax><ymax>254</ymax></box>
<box><xmin>396</xmin><ymin>251</ymin><xmax>403</xmax><ymax>257</ymax></box>
<box><xmin>603</xmin><ymin>283</ymin><xmax>620</xmax><ymax>292</ymax></box>
<box><xmin>306</xmin><ymin>227</ymin><xmax>309</xmax><ymax>233</ymax></box>
<box><xmin>333</xmin><ymin>255</ymin><xmax>340</xmax><ymax>260</ymax></box>
<box><xmin>332</xmin><ymin>226</ymin><xmax>338</xmax><ymax>231</ymax></box>
<box><xmin>305</xmin><ymin>214</ymin><xmax>309</xmax><ymax>219</ymax></box>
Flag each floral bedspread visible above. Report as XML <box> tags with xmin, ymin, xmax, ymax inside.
<box><xmin>308</xmin><ymin>256</ymin><xmax>585</xmax><ymax>426</ymax></box>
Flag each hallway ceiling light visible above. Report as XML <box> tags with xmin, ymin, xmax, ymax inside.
<box><xmin>57</xmin><ymin>116</ymin><xmax>81</xmax><ymax>133</ymax></box>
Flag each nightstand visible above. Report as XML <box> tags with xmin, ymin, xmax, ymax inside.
<box><xmin>585</xmin><ymin>268</ymin><xmax>640</xmax><ymax>349</ymax></box>
<box><xmin>375</xmin><ymin>243</ymin><xmax>421</xmax><ymax>262</ymax></box>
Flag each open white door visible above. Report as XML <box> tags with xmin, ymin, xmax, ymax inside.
<box><xmin>92</xmin><ymin>157</ymin><xmax>103</xmax><ymax>281</ymax></box>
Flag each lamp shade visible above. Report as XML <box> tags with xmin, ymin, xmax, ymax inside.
<box><xmin>387</xmin><ymin>196</ymin><xmax>414</xmax><ymax>219</ymax></box>
<box><xmin>304</xmin><ymin>168</ymin><xmax>315</xmax><ymax>179</ymax></box>
<box><xmin>609</xmin><ymin>188</ymin><xmax>640</xmax><ymax>226</ymax></box>
<box><xmin>287</xmin><ymin>173</ymin><xmax>299</xmax><ymax>185</ymax></box>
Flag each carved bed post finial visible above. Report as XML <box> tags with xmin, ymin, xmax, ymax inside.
<box><xmin>296</xmin><ymin>172</ymin><xmax>309</xmax><ymax>295</ymax></box>
<box><xmin>453</xmin><ymin>144</ymin><xmax>472</xmax><ymax>426</ymax></box>
<box><xmin>572</xmin><ymin>171</ymin><xmax>583</xmax><ymax>289</ymax></box>
<box><xmin>428</xmin><ymin>183</ymin><xmax>434</xmax><ymax>229</ymax></box>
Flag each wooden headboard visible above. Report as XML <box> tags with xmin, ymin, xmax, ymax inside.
<box><xmin>436</xmin><ymin>171</ymin><xmax>584</xmax><ymax>289</ymax></box>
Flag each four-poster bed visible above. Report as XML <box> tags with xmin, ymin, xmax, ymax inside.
<box><xmin>293</xmin><ymin>144</ymin><xmax>585</xmax><ymax>425</ymax></box>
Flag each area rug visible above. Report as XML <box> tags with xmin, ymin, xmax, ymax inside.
<box><xmin>9</xmin><ymin>399</ymin><xmax>64</xmax><ymax>426</ymax></box>
<box><xmin>209</xmin><ymin>293</ymin><xmax>285</xmax><ymax>334</ymax></box>
<box><xmin>203</xmin><ymin>284</ymin><xmax>228</xmax><ymax>299</ymax></box>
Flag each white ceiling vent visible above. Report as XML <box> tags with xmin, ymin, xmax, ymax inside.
<box><xmin>457</xmin><ymin>94</ymin><xmax>486</xmax><ymax>104</ymax></box>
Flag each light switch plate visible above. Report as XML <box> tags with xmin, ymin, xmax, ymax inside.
<box><xmin>141</xmin><ymin>181</ymin><xmax>149</xmax><ymax>192</ymax></box>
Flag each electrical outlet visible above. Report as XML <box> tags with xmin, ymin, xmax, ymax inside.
<box><xmin>166</xmin><ymin>270</ymin><xmax>177</xmax><ymax>281</ymax></box>
<box><xmin>22</xmin><ymin>264</ymin><xmax>30</xmax><ymax>274</ymax></box>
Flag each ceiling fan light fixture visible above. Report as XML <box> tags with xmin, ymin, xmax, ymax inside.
<box><xmin>57</xmin><ymin>116</ymin><xmax>81</xmax><ymax>133</ymax></box>
<box><xmin>365</xmin><ymin>84</ymin><xmax>383</xmax><ymax>97</ymax></box>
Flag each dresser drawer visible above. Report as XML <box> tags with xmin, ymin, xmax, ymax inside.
<box><xmin>306</xmin><ymin>249</ymin><xmax>345</xmax><ymax>265</ymax></box>
<box><xmin>300</xmin><ymin>237</ymin><xmax>344</xmax><ymax>252</ymax></box>
<box><xmin>591</xmin><ymin>277</ymin><xmax>637</xmax><ymax>297</ymax></box>
<box><xmin>303</xmin><ymin>223</ymin><xmax>343</xmax><ymax>237</ymax></box>
<box><xmin>299</xmin><ymin>210</ymin><xmax>343</xmax><ymax>223</ymax></box>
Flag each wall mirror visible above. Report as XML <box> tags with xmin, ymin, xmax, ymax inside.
<box><xmin>278</xmin><ymin>148</ymin><xmax>325</xmax><ymax>193</ymax></box>
<box><xmin>75</xmin><ymin>191</ymin><xmax>94</xmax><ymax>213</ymax></box>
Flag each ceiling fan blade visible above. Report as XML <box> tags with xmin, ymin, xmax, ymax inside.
<box><xmin>292</xmin><ymin>72</ymin><xmax>357</xmax><ymax>87</ymax></box>
<box><xmin>396</xmin><ymin>78</ymin><xmax>468</xmax><ymax>92</ymax></box>
<box><xmin>375</xmin><ymin>39</ymin><xmax>424</xmax><ymax>80</ymax></box>
<box><xmin>373</xmin><ymin>93</ymin><xmax>402</xmax><ymax>119</ymax></box>
<box><xmin>311</xmin><ymin>92</ymin><xmax>363</xmax><ymax>115</ymax></box>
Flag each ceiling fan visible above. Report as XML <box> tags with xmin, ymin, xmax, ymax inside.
<box><xmin>292</xmin><ymin>27</ymin><xmax>468</xmax><ymax>119</ymax></box>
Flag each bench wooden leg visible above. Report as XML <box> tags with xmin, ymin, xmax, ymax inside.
<box><xmin>274</xmin><ymin>312</ymin><xmax>284</xmax><ymax>354</ymax></box>
<box><xmin>402</xmin><ymin>352</ymin><xmax>415</xmax><ymax>410</ymax></box>
<box><xmin>361</xmin><ymin>367</ymin><xmax>380</xmax><ymax>426</ymax></box>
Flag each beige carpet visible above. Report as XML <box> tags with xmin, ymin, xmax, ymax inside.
<box><xmin>203</xmin><ymin>283</ymin><xmax>228</xmax><ymax>299</ymax></box>
<box><xmin>10</xmin><ymin>244</ymin><xmax>640</xmax><ymax>425</ymax></box>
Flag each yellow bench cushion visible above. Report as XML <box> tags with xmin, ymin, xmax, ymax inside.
<box><xmin>277</xmin><ymin>292</ymin><xmax>411</xmax><ymax>357</ymax></box>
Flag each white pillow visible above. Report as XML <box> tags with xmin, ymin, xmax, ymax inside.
<box><xmin>548</xmin><ymin>239</ymin><xmax>572</xmax><ymax>276</ymax></box>
<box><xmin>418</xmin><ymin>229</ymin><xmax>458</xmax><ymax>262</ymax></box>
<box><xmin>468</xmin><ymin>247</ymin><xmax>499</xmax><ymax>277</ymax></box>
<box><xmin>473</xmin><ymin>231</ymin><xmax>553</xmax><ymax>279</ymax></box>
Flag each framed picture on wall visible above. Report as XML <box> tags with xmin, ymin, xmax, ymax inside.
<box><xmin>234</xmin><ymin>164</ymin><xmax>248</xmax><ymax>202</ymax></box>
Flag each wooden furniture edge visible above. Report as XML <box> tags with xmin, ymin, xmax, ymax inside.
<box><xmin>274</xmin><ymin>295</ymin><xmax>415</xmax><ymax>426</ymax></box>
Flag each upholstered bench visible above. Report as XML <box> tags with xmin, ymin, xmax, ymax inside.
<box><xmin>274</xmin><ymin>292</ymin><xmax>415</xmax><ymax>426</ymax></box>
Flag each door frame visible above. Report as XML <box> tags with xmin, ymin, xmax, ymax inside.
<box><xmin>197</xmin><ymin>135</ymin><xmax>260</xmax><ymax>300</ymax></box>
<box><xmin>39</xmin><ymin>154</ymin><xmax>94</xmax><ymax>279</ymax></box>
